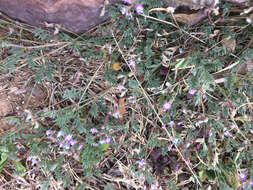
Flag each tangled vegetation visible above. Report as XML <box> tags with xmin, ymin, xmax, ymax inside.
<box><xmin>0</xmin><ymin>0</ymin><xmax>252</xmax><ymax>189</ymax></box>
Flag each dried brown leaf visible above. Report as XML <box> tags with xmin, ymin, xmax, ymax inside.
<box><xmin>222</xmin><ymin>36</ymin><xmax>236</xmax><ymax>52</ymax></box>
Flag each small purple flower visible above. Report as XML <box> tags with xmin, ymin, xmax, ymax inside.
<box><xmin>150</xmin><ymin>184</ymin><xmax>157</xmax><ymax>190</ymax></box>
<box><xmin>104</xmin><ymin>137</ymin><xmax>111</xmax><ymax>144</ymax></box>
<box><xmin>176</xmin><ymin>121</ymin><xmax>183</xmax><ymax>127</ymax></box>
<box><xmin>250</xmin><ymin>180</ymin><xmax>253</xmax><ymax>186</ymax></box>
<box><xmin>238</xmin><ymin>173</ymin><xmax>247</xmax><ymax>181</ymax></box>
<box><xmin>122</xmin><ymin>0</ymin><xmax>130</xmax><ymax>4</ymax></box>
<box><xmin>59</xmin><ymin>140</ymin><xmax>65</xmax><ymax>148</ymax></box>
<box><xmin>202</xmin><ymin>93</ymin><xmax>207</xmax><ymax>99</ymax></box>
<box><xmin>135</xmin><ymin>4</ymin><xmax>143</xmax><ymax>15</ymax></box>
<box><xmin>187</xmin><ymin>89</ymin><xmax>197</xmax><ymax>99</ymax></box>
<box><xmin>77</xmin><ymin>144</ymin><xmax>83</xmax><ymax>151</ymax></box>
<box><xmin>65</xmin><ymin>134</ymin><xmax>73</xmax><ymax>142</ymax></box>
<box><xmin>69</xmin><ymin>139</ymin><xmax>77</xmax><ymax>146</ymax></box>
<box><xmin>117</xmin><ymin>85</ymin><xmax>126</xmax><ymax>91</ymax></box>
<box><xmin>167</xmin><ymin>145</ymin><xmax>172</xmax><ymax>151</ymax></box>
<box><xmin>224</xmin><ymin>130</ymin><xmax>231</xmax><ymax>137</ymax></box>
<box><xmin>128</xmin><ymin>60</ymin><xmax>136</xmax><ymax>68</ymax></box>
<box><xmin>90</xmin><ymin>128</ymin><xmax>98</xmax><ymax>134</ymax></box>
<box><xmin>189</xmin><ymin>89</ymin><xmax>197</xmax><ymax>95</ymax></box>
<box><xmin>162</xmin><ymin>101</ymin><xmax>171</xmax><ymax>111</ymax></box>
<box><xmin>137</xmin><ymin>159</ymin><xmax>145</xmax><ymax>167</ymax></box>
<box><xmin>46</xmin><ymin>129</ymin><xmax>52</xmax><ymax>136</ymax></box>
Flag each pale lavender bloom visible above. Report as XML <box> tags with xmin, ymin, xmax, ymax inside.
<box><xmin>135</xmin><ymin>4</ymin><xmax>144</xmax><ymax>15</ymax></box>
<box><xmin>162</xmin><ymin>101</ymin><xmax>171</xmax><ymax>111</ymax></box>
<box><xmin>104</xmin><ymin>137</ymin><xmax>111</xmax><ymax>144</ymax></box>
<box><xmin>122</xmin><ymin>0</ymin><xmax>130</xmax><ymax>3</ymax></box>
<box><xmin>189</xmin><ymin>89</ymin><xmax>197</xmax><ymax>95</ymax></box>
<box><xmin>167</xmin><ymin>145</ymin><xmax>172</xmax><ymax>151</ymax></box>
<box><xmin>117</xmin><ymin>85</ymin><xmax>126</xmax><ymax>91</ymax></box>
<box><xmin>46</xmin><ymin>129</ymin><xmax>52</xmax><ymax>136</ymax></box>
<box><xmin>187</xmin><ymin>89</ymin><xmax>197</xmax><ymax>99</ymax></box>
<box><xmin>250</xmin><ymin>180</ymin><xmax>253</xmax><ymax>186</ymax></box>
<box><xmin>150</xmin><ymin>184</ymin><xmax>157</xmax><ymax>190</ymax></box>
<box><xmin>242</xmin><ymin>181</ymin><xmax>247</xmax><ymax>189</ymax></box>
<box><xmin>59</xmin><ymin>140</ymin><xmax>65</xmax><ymax>148</ymax></box>
<box><xmin>238</xmin><ymin>173</ymin><xmax>247</xmax><ymax>181</ymax></box>
<box><xmin>69</xmin><ymin>139</ymin><xmax>77</xmax><ymax>146</ymax></box>
<box><xmin>99</xmin><ymin>137</ymin><xmax>111</xmax><ymax>144</ymax></box>
<box><xmin>224</xmin><ymin>130</ymin><xmax>231</xmax><ymax>137</ymax></box>
<box><xmin>77</xmin><ymin>144</ymin><xmax>83</xmax><ymax>151</ymax></box>
<box><xmin>57</xmin><ymin>131</ymin><xmax>64</xmax><ymax>138</ymax></box>
<box><xmin>65</xmin><ymin>134</ymin><xmax>73</xmax><ymax>142</ymax></box>
<box><xmin>128</xmin><ymin>60</ymin><xmax>136</xmax><ymax>68</ymax></box>
<box><xmin>90</xmin><ymin>128</ymin><xmax>98</xmax><ymax>134</ymax></box>
<box><xmin>137</xmin><ymin>159</ymin><xmax>145</xmax><ymax>167</ymax></box>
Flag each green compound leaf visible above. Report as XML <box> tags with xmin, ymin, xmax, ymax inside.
<box><xmin>98</xmin><ymin>144</ymin><xmax>110</xmax><ymax>152</ymax></box>
<box><xmin>13</xmin><ymin>161</ymin><xmax>26</xmax><ymax>175</ymax></box>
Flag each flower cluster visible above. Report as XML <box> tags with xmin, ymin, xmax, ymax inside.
<box><xmin>46</xmin><ymin>130</ymin><xmax>83</xmax><ymax>151</ymax></box>
<box><xmin>59</xmin><ymin>134</ymin><xmax>77</xmax><ymax>149</ymax></box>
<box><xmin>99</xmin><ymin>137</ymin><xmax>111</xmax><ymax>144</ymax></box>
<box><xmin>137</xmin><ymin>159</ymin><xmax>145</xmax><ymax>167</ymax></box>
<box><xmin>120</xmin><ymin>1</ymin><xmax>144</xmax><ymax>16</ymax></box>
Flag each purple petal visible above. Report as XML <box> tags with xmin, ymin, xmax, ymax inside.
<box><xmin>135</xmin><ymin>4</ymin><xmax>143</xmax><ymax>15</ymax></box>
<box><xmin>77</xmin><ymin>144</ymin><xmax>83</xmax><ymax>151</ymax></box>
<box><xmin>65</xmin><ymin>134</ymin><xmax>73</xmax><ymax>142</ymax></box>
<box><xmin>46</xmin><ymin>129</ymin><xmax>52</xmax><ymax>136</ymax></box>
<box><xmin>238</xmin><ymin>173</ymin><xmax>247</xmax><ymax>181</ymax></box>
<box><xmin>90</xmin><ymin>128</ymin><xmax>98</xmax><ymax>134</ymax></box>
<box><xmin>162</xmin><ymin>101</ymin><xmax>171</xmax><ymax>111</ymax></box>
<box><xmin>224</xmin><ymin>130</ymin><xmax>231</xmax><ymax>137</ymax></box>
<box><xmin>69</xmin><ymin>139</ymin><xmax>77</xmax><ymax>146</ymax></box>
<box><xmin>150</xmin><ymin>184</ymin><xmax>157</xmax><ymax>190</ymax></box>
<box><xmin>137</xmin><ymin>159</ymin><xmax>145</xmax><ymax>167</ymax></box>
<box><xmin>104</xmin><ymin>137</ymin><xmax>111</xmax><ymax>144</ymax></box>
<box><xmin>187</xmin><ymin>89</ymin><xmax>197</xmax><ymax>99</ymax></box>
<box><xmin>128</xmin><ymin>60</ymin><xmax>136</xmax><ymax>68</ymax></box>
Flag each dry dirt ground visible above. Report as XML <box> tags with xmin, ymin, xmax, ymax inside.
<box><xmin>0</xmin><ymin>69</ymin><xmax>48</xmax><ymax>133</ymax></box>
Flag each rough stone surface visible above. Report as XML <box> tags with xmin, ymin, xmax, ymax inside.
<box><xmin>0</xmin><ymin>0</ymin><xmax>121</xmax><ymax>33</ymax></box>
